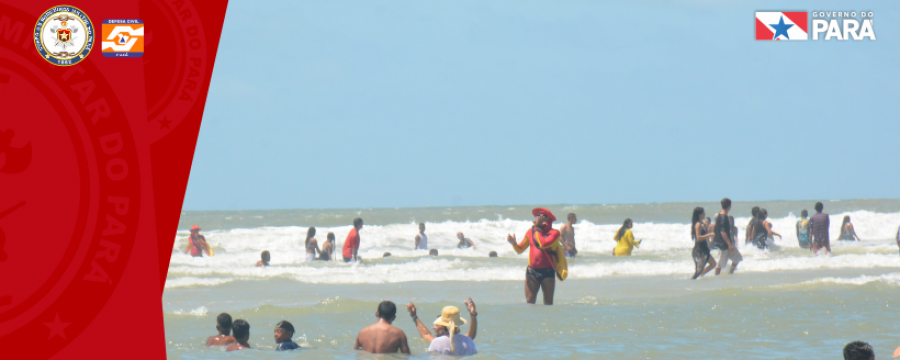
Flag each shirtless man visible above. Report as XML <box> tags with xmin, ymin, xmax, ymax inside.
<box><xmin>415</xmin><ymin>223</ymin><xmax>428</xmax><ymax>250</ymax></box>
<box><xmin>206</xmin><ymin>313</ymin><xmax>236</xmax><ymax>346</ymax></box>
<box><xmin>354</xmin><ymin>301</ymin><xmax>410</xmax><ymax>354</ymax></box>
<box><xmin>225</xmin><ymin>319</ymin><xmax>251</xmax><ymax>351</ymax></box>
<box><xmin>559</xmin><ymin>213</ymin><xmax>578</xmax><ymax>257</ymax></box>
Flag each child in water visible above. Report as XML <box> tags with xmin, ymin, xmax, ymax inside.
<box><xmin>274</xmin><ymin>320</ymin><xmax>301</xmax><ymax>351</ymax></box>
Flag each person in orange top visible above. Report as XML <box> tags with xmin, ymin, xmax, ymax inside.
<box><xmin>507</xmin><ymin>208</ymin><xmax>567</xmax><ymax>305</ymax></box>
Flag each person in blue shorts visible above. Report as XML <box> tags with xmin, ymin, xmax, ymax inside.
<box><xmin>796</xmin><ymin>210</ymin><xmax>811</xmax><ymax>250</ymax></box>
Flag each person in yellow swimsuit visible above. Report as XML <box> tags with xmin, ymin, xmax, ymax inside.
<box><xmin>612</xmin><ymin>218</ymin><xmax>641</xmax><ymax>256</ymax></box>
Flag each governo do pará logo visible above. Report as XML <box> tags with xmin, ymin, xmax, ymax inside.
<box><xmin>755</xmin><ymin>11</ymin><xmax>875</xmax><ymax>41</ymax></box>
<box><xmin>34</xmin><ymin>5</ymin><xmax>95</xmax><ymax>66</ymax></box>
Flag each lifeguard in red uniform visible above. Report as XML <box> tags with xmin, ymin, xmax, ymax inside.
<box><xmin>507</xmin><ymin>208</ymin><xmax>568</xmax><ymax>305</ymax></box>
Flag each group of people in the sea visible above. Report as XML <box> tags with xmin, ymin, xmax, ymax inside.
<box><xmin>203</xmin><ymin>298</ymin><xmax>479</xmax><ymax>355</ymax></box>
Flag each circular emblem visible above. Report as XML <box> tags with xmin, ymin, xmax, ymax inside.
<box><xmin>33</xmin><ymin>5</ymin><xmax>95</xmax><ymax>66</ymax></box>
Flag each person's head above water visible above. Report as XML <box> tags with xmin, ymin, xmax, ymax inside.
<box><xmin>457</xmin><ymin>232</ymin><xmax>465</xmax><ymax>240</ymax></box>
<box><xmin>815</xmin><ymin>202</ymin><xmax>824</xmax><ymax>213</ymax></box>
<box><xmin>383</xmin><ymin>252</ymin><xmax>392</xmax><ymax>257</ymax></box>
<box><xmin>232</xmin><ymin>319</ymin><xmax>250</xmax><ymax>342</ymax></box>
<box><xmin>721</xmin><ymin>197</ymin><xmax>732</xmax><ymax>211</ymax></box>
<box><xmin>841</xmin><ymin>215</ymin><xmax>852</xmax><ymax>227</ymax></box>
<box><xmin>274</xmin><ymin>320</ymin><xmax>294</xmax><ymax>343</ymax></box>
<box><xmin>429</xmin><ymin>249</ymin><xmax>438</xmax><ymax>256</ymax></box>
<box><xmin>615</xmin><ymin>218</ymin><xmax>633</xmax><ymax>241</ymax></box>
<box><xmin>216</xmin><ymin>313</ymin><xmax>233</xmax><ymax>335</ymax></box>
<box><xmin>353</xmin><ymin>218</ymin><xmax>364</xmax><ymax>230</ymax></box>
<box><xmin>567</xmin><ymin>213</ymin><xmax>576</xmax><ymax>223</ymax></box>
<box><xmin>842</xmin><ymin>340</ymin><xmax>874</xmax><ymax>360</ymax></box>
<box><xmin>306</xmin><ymin>226</ymin><xmax>316</xmax><ymax>243</ymax></box>
<box><xmin>261</xmin><ymin>250</ymin><xmax>270</xmax><ymax>264</ymax></box>
<box><xmin>419</xmin><ymin>223</ymin><xmax>425</xmax><ymax>233</ymax></box>
<box><xmin>377</xmin><ymin>301</ymin><xmax>397</xmax><ymax>322</ymax></box>
<box><xmin>691</xmin><ymin>207</ymin><xmax>705</xmax><ymax>239</ymax></box>
<box><xmin>801</xmin><ymin>209</ymin><xmax>809</xmax><ymax>218</ymax></box>
<box><xmin>327</xmin><ymin>232</ymin><xmax>335</xmax><ymax>243</ymax></box>
<box><xmin>488</xmin><ymin>251</ymin><xmax>498</xmax><ymax>257</ymax></box>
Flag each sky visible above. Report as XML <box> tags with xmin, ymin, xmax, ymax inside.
<box><xmin>184</xmin><ymin>0</ymin><xmax>900</xmax><ymax>211</ymax></box>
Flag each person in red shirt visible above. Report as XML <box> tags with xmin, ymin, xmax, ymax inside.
<box><xmin>343</xmin><ymin>218</ymin><xmax>364</xmax><ymax>262</ymax></box>
<box><xmin>183</xmin><ymin>225</ymin><xmax>211</xmax><ymax>257</ymax></box>
<box><xmin>507</xmin><ymin>208</ymin><xmax>567</xmax><ymax>305</ymax></box>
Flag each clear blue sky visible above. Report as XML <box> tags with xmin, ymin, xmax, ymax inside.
<box><xmin>184</xmin><ymin>0</ymin><xmax>900</xmax><ymax>210</ymax></box>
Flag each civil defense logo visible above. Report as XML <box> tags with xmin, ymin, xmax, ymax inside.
<box><xmin>34</xmin><ymin>5</ymin><xmax>95</xmax><ymax>66</ymax></box>
<box><xmin>101</xmin><ymin>19</ymin><xmax>144</xmax><ymax>57</ymax></box>
<box><xmin>755</xmin><ymin>11</ymin><xmax>876</xmax><ymax>41</ymax></box>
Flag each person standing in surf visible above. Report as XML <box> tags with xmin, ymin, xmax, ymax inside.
<box><xmin>837</xmin><ymin>215</ymin><xmax>861</xmax><ymax>241</ymax></box>
<box><xmin>809</xmin><ymin>202</ymin><xmax>831</xmax><ymax>255</ymax></box>
<box><xmin>713</xmin><ymin>198</ymin><xmax>741</xmax><ymax>275</ymax></box>
<box><xmin>745</xmin><ymin>206</ymin><xmax>760</xmax><ymax>246</ymax></box>
<box><xmin>183</xmin><ymin>225</ymin><xmax>211</xmax><ymax>258</ymax></box>
<box><xmin>318</xmin><ymin>232</ymin><xmax>335</xmax><ymax>260</ymax></box>
<box><xmin>343</xmin><ymin>218</ymin><xmax>363</xmax><ymax>262</ymax></box>
<box><xmin>796</xmin><ymin>210</ymin><xmax>812</xmax><ymax>250</ymax></box>
<box><xmin>456</xmin><ymin>232</ymin><xmax>476</xmax><ymax>249</ymax></box>
<box><xmin>691</xmin><ymin>207</ymin><xmax>716</xmax><ymax>279</ymax></box>
<box><xmin>750</xmin><ymin>209</ymin><xmax>781</xmax><ymax>250</ymax></box>
<box><xmin>305</xmin><ymin>227</ymin><xmax>319</xmax><ymax>261</ymax></box>
<box><xmin>559</xmin><ymin>213</ymin><xmax>578</xmax><ymax>257</ymax></box>
<box><xmin>507</xmin><ymin>208</ymin><xmax>567</xmax><ymax>305</ymax></box>
<box><xmin>414</xmin><ymin>223</ymin><xmax>428</xmax><ymax>250</ymax></box>
<box><xmin>612</xmin><ymin>218</ymin><xmax>641</xmax><ymax>256</ymax></box>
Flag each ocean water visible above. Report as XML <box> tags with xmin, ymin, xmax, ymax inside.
<box><xmin>164</xmin><ymin>200</ymin><xmax>900</xmax><ymax>359</ymax></box>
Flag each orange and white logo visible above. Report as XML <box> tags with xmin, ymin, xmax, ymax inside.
<box><xmin>101</xmin><ymin>19</ymin><xmax>143</xmax><ymax>57</ymax></box>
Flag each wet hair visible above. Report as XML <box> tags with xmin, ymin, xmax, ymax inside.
<box><xmin>567</xmin><ymin>213</ymin><xmax>576</xmax><ymax>221</ymax></box>
<box><xmin>842</xmin><ymin>340</ymin><xmax>874</xmax><ymax>360</ymax></box>
<box><xmin>615</xmin><ymin>218</ymin><xmax>632</xmax><ymax>241</ymax></box>
<box><xmin>353</xmin><ymin>218</ymin><xmax>364</xmax><ymax>228</ymax></box>
<box><xmin>488</xmin><ymin>251</ymin><xmax>498</xmax><ymax>257</ymax></box>
<box><xmin>232</xmin><ymin>319</ymin><xmax>250</xmax><ymax>340</ymax></box>
<box><xmin>429</xmin><ymin>249</ymin><xmax>438</xmax><ymax>256</ymax></box>
<box><xmin>751</xmin><ymin>206</ymin><xmax>760</xmax><ymax>217</ymax></box>
<box><xmin>377</xmin><ymin>301</ymin><xmax>397</xmax><ymax>319</ymax></box>
<box><xmin>217</xmin><ymin>313</ymin><xmax>233</xmax><ymax>330</ymax></box>
<box><xmin>815</xmin><ymin>202</ymin><xmax>824</xmax><ymax>212</ymax></box>
<box><xmin>840</xmin><ymin>215</ymin><xmax>851</xmax><ymax>229</ymax></box>
<box><xmin>720</xmin><ymin>197</ymin><xmax>732</xmax><ymax>210</ymax></box>
<box><xmin>275</xmin><ymin>320</ymin><xmax>294</xmax><ymax>337</ymax></box>
<box><xmin>327</xmin><ymin>232</ymin><xmax>335</xmax><ymax>243</ymax></box>
<box><xmin>691</xmin><ymin>207</ymin><xmax>705</xmax><ymax>240</ymax></box>
<box><xmin>261</xmin><ymin>250</ymin><xmax>270</xmax><ymax>261</ymax></box>
<box><xmin>801</xmin><ymin>209</ymin><xmax>808</xmax><ymax>217</ymax></box>
<box><xmin>305</xmin><ymin>227</ymin><xmax>316</xmax><ymax>248</ymax></box>
<box><xmin>383</xmin><ymin>252</ymin><xmax>392</xmax><ymax>257</ymax></box>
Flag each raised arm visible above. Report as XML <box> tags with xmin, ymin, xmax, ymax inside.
<box><xmin>465</xmin><ymin>297</ymin><xmax>478</xmax><ymax>340</ymax></box>
<box><xmin>508</xmin><ymin>233</ymin><xmax>528</xmax><ymax>254</ymax></box>
<box><xmin>407</xmin><ymin>302</ymin><xmax>435</xmax><ymax>342</ymax></box>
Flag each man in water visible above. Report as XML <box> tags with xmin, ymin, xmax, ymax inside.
<box><xmin>354</xmin><ymin>301</ymin><xmax>410</xmax><ymax>354</ymax></box>
<box><xmin>183</xmin><ymin>225</ymin><xmax>211</xmax><ymax>257</ymax></box>
<box><xmin>796</xmin><ymin>210</ymin><xmax>812</xmax><ymax>250</ymax></box>
<box><xmin>508</xmin><ymin>207</ymin><xmax>567</xmax><ymax>305</ymax></box>
<box><xmin>843</xmin><ymin>340</ymin><xmax>875</xmax><ymax>360</ymax></box>
<box><xmin>343</xmin><ymin>218</ymin><xmax>363</xmax><ymax>262</ymax></box>
<box><xmin>274</xmin><ymin>320</ymin><xmax>301</xmax><ymax>351</ymax></box>
<box><xmin>713</xmin><ymin>198</ymin><xmax>741</xmax><ymax>275</ymax></box>
<box><xmin>559</xmin><ymin>213</ymin><xmax>578</xmax><ymax>257</ymax></box>
<box><xmin>430</xmin><ymin>249</ymin><xmax>439</xmax><ymax>256</ymax></box>
<box><xmin>746</xmin><ymin>206</ymin><xmax>760</xmax><ymax>245</ymax></box>
<box><xmin>456</xmin><ymin>232</ymin><xmax>476</xmax><ymax>249</ymax></box>
<box><xmin>255</xmin><ymin>250</ymin><xmax>270</xmax><ymax>267</ymax></box>
<box><xmin>406</xmin><ymin>297</ymin><xmax>478</xmax><ymax>356</ymax></box>
<box><xmin>809</xmin><ymin>202</ymin><xmax>831</xmax><ymax>255</ymax></box>
<box><xmin>206</xmin><ymin>313</ymin><xmax>236</xmax><ymax>346</ymax></box>
<box><xmin>415</xmin><ymin>223</ymin><xmax>428</xmax><ymax>250</ymax></box>
<box><xmin>226</xmin><ymin>319</ymin><xmax>251</xmax><ymax>351</ymax></box>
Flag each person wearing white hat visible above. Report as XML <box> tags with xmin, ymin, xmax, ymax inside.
<box><xmin>406</xmin><ymin>297</ymin><xmax>478</xmax><ymax>356</ymax></box>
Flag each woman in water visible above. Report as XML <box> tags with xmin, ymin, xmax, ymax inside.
<box><xmin>318</xmin><ymin>232</ymin><xmax>335</xmax><ymax>261</ymax></box>
<box><xmin>691</xmin><ymin>207</ymin><xmax>716</xmax><ymax>279</ymax></box>
<box><xmin>750</xmin><ymin>209</ymin><xmax>781</xmax><ymax>250</ymax></box>
<box><xmin>305</xmin><ymin>227</ymin><xmax>319</xmax><ymax>261</ymax></box>
<box><xmin>612</xmin><ymin>218</ymin><xmax>641</xmax><ymax>256</ymax></box>
<box><xmin>837</xmin><ymin>215</ymin><xmax>860</xmax><ymax>241</ymax></box>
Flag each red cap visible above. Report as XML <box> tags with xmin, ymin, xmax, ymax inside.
<box><xmin>531</xmin><ymin>207</ymin><xmax>556</xmax><ymax>222</ymax></box>
<box><xmin>190</xmin><ymin>225</ymin><xmax>201</xmax><ymax>232</ymax></box>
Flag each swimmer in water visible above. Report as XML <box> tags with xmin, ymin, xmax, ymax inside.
<box><xmin>796</xmin><ymin>210</ymin><xmax>812</xmax><ymax>249</ymax></box>
<box><xmin>430</xmin><ymin>249</ymin><xmax>439</xmax><ymax>256</ymax></box>
<box><xmin>354</xmin><ymin>301</ymin><xmax>411</xmax><ymax>354</ymax></box>
<box><xmin>690</xmin><ymin>207</ymin><xmax>716</xmax><ymax>279</ymax></box>
<box><xmin>746</xmin><ymin>206</ymin><xmax>760</xmax><ymax>246</ymax></box>
<box><xmin>559</xmin><ymin>213</ymin><xmax>578</xmax><ymax>257</ymax></box>
<box><xmin>837</xmin><ymin>215</ymin><xmax>860</xmax><ymax>241</ymax></box>
<box><xmin>406</xmin><ymin>297</ymin><xmax>478</xmax><ymax>356</ymax></box>
<box><xmin>488</xmin><ymin>251</ymin><xmax>498</xmax><ymax>258</ymax></box>
<box><xmin>809</xmin><ymin>202</ymin><xmax>831</xmax><ymax>255</ymax></box>
<box><xmin>255</xmin><ymin>250</ymin><xmax>270</xmax><ymax>267</ymax></box>
<box><xmin>456</xmin><ymin>232</ymin><xmax>476</xmax><ymax>249</ymax></box>
<box><xmin>318</xmin><ymin>232</ymin><xmax>335</xmax><ymax>261</ymax></box>
<box><xmin>751</xmin><ymin>209</ymin><xmax>781</xmax><ymax>249</ymax></box>
<box><xmin>343</xmin><ymin>218</ymin><xmax>363</xmax><ymax>262</ymax></box>
<box><xmin>415</xmin><ymin>223</ymin><xmax>428</xmax><ymax>250</ymax></box>
<box><xmin>225</xmin><ymin>319</ymin><xmax>251</xmax><ymax>351</ymax></box>
<box><xmin>305</xmin><ymin>227</ymin><xmax>319</xmax><ymax>262</ymax></box>
<box><xmin>274</xmin><ymin>320</ymin><xmax>301</xmax><ymax>351</ymax></box>
<box><xmin>612</xmin><ymin>218</ymin><xmax>641</xmax><ymax>256</ymax></box>
<box><xmin>206</xmin><ymin>313</ymin><xmax>236</xmax><ymax>346</ymax></box>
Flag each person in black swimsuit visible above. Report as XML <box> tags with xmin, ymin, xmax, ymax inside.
<box><xmin>691</xmin><ymin>207</ymin><xmax>716</xmax><ymax>279</ymax></box>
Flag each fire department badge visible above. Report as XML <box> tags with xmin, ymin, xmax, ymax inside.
<box><xmin>34</xmin><ymin>5</ymin><xmax>95</xmax><ymax>66</ymax></box>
